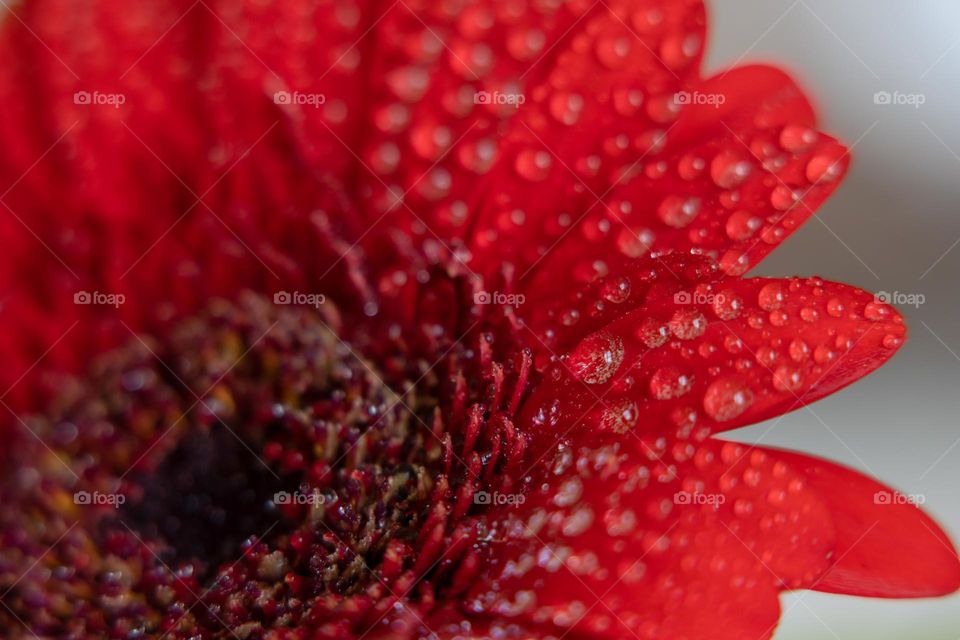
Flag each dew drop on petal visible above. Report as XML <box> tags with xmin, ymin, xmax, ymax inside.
<box><xmin>725</xmin><ymin>210</ymin><xmax>761</xmax><ymax>241</ymax></box>
<box><xmin>669</xmin><ymin>309</ymin><xmax>707</xmax><ymax>340</ymax></box>
<box><xmin>649</xmin><ymin>367</ymin><xmax>693</xmax><ymax>400</ymax></box>
<box><xmin>770</xmin><ymin>185</ymin><xmax>798</xmax><ymax>211</ymax></box>
<box><xmin>568</xmin><ymin>331</ymin><xmax>625</xmax><ymax>385</ymax></box>
<box><xmin>806</xmin><ymin>154</ymin><xmax>843</xmax><ymax>183</ymax></box>
<box><xmin>772</xmin><ymin>365</ymin><xmax>805</xmax><ymax>393</ymax></box>
<box><xmin>598</xmin><ymin>399</ymin><xmax>639</xmax><ymax>434</ymax></box>
<box><xmin>657</xmin><ymin>196</ymin><xmax>701</xmax><ymax>229</ymax></box>
<box><xmin>864</xmin><ymin>301</ymin><xmax>892</xmax><ymax>322</ymax></box>
<box><xmin>601</xmin><ymin>277</ymin><xmax>631</xmax><ymax>303</ymax></box>
<box><xmin>779</xmin><ymin>124</ymin><xmax>818</xmax><ymax>153</ymax></box>
<box><xmin>638</xmin><ymin>319</ymin><xmax>669</xmax><ymax>348</ymax></box>
<box><xmin>826</xmin><ymin>297</ymin><xmax>845</xmax><ymax>318</ymax></box>
<box><xmin>703</xmin><ymin>377</ymin><xmax>754</xmax><ymax>422</ymax></box>
<box><xmin>883</xmin><ymin>333</ymin><xmax>903</xmax><ymax>349</ymax></box>
<box><xmin>710</xmin><ymin>150</ymin><xmax>752</xmax><ymax>189</ymax></box>
<box><xmin>616</xmin><ymin>227</ymin><xmax>653</xmax><ymax>258</ymax></box>
<box><xmin>514</xmin><ymin>149</ymin><xmax>552</xmax><ymax>182</ymax></box>
<box><xmin>757</xmin><ymin>282</ymin><xmax>784</xmax><ymax>311</ymax></box>
<box><xmin>712</xmin><ymin>291</ymin><xmax>742</xmax><ymax>320</ymax></box>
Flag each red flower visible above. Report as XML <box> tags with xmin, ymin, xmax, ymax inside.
<box><xmin>0</xmin><ymin>1</ymin><xmax>956</xmax><ymax>639</ymax></box>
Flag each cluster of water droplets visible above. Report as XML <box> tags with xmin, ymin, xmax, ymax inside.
<box><xmin>524</xmin><ymin>270</ymin><xmax>903</xmax><ymax>452</ymax></box>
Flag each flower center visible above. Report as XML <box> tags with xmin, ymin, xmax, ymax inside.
<box><xmin>0</xmin><ymin>293</ymin><xmax>489</xmax><ymax>636</ymax></box>
<box><xmin>117</xmin><ymin>423</ymin><xmax>286</xmax><ymax>579</ymax></box>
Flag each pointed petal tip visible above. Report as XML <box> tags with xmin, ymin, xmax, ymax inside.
<box><xmin>770</xmin><ymin>448</ymin><xmax>960</xmax><ymax>599</ymax></box>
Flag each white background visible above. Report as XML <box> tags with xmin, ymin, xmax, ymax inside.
<box><xmin>710</xmin><ymin>2</ymin><xmax>960</xmax><ymax>638</ymax></box>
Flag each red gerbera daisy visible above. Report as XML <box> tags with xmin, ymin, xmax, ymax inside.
<box><xmin>0</xmin><ymin>1</ymin><xmax>956</xmax><ymax>639</ymax></box>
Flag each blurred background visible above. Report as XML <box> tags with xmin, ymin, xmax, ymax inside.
<box><xmin>709</xmin><ymin>1</ymin><xmax>960</xmax><ymax>637</ymax></box>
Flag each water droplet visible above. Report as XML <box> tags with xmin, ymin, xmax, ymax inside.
<box><xmin>677</xmin><ymin>154</ymin><xmax>705</xmax><ymax>180</ymax></box>
<box><xmin>725</xmin><ymin>210</ymin><xmax>761</xmax><ymax>241</ymax></box>
<box><xmin>756</xmin><ymin>346</ymin><xmax>778</xmax><ymax>367</ymax></box>
<box><xmin>768</xmin><ymin>309</ymin><xmax>788</xmax><ymax>327</ymax></box>
<box><xmin>596</xmin><ymin>35</ymin><xmax>632</xmax><ymax>69</ymax></box>
<box><xmin>712</xmin><ymin>291</ymin><xmax>742</xmax><ymax>320</ymax></box>
<box><xmin>669</xmin><ymin>309</ymin><xmax>707</xmax><ymax>340</ymax></box>
<box><xmin>638</xmin><ymin>319</ymin><xmax>669</xmax><ymax>348</ymax></box>
<box><xmin>598</xmin><ymin>399</ymin><xmax>639</xmax><ymax>433</ymax></box>
<box><xmin>758</xmin><ymin>282</ymin><xmax>785</xmax><ymax>311</ymax></box>
<box><xmin>883</xmin><ymin>333</ymin><xmax>903</xmax><ymax>349</ymax></box>
<box><xmin>789</xmin><ymin>339</ymin><xmax>809</xmax><ymax>362</ymax></box>
<box><xmin>799</xmin><ymin>307</ymin><xmax>819</xmax><ymax>323</ymax></box>
<box><xmin>649</xmin><ymin>367</ymin><xmax>693</xmax><ymax>400</ymax></box>
<box><xmin>549</xmin><ymin>92</ymin><xmax>585</xmax><ymax>125</ymax></box>
<box><xmin>864</xmin><ymin>301</ymin><xmax>892</xmax><ymax>322</ymax></box>
<box><xmin>601</xmin><ymin>277</ymin><xmax>632</xmax><ymax>303</ymax></box>
<box><xmin>770</xmin><ymin>185</ymin><xmax>798</xmax><ymax>211</ymax></box>
<box><xmin>773</xmin><ymin>365</ymin><xmax>804</xmax><ymax>393</ymax></box>
<box><xmin>613</xmin><ymin>88</ymin><xmax>644</xmax><ymax>116</ymax></box>
<box><xmin>515</xmin><ymin>149</ymin><xmax>552</xmax><ymax>181</ymax></box>
<box><xmin>779</xmin><ymin>125</ymin><xmax>817</xmax><ymax>153</ymax></box>
<box><xmin>507</xmin><ymin>28</ymin><xmax>546</xmax><ymax>60</ymax></box>
<box><xmin>826</xmin><ymin>297</ymin><xmax>845</xmax><ymax>318</ymax></box>
<box><xmin>658</xmin><ymin>196</ymin><xmax>701</xmax><ymax>229</ymax></box>
<box><xmin>710</xmin><ymin>150</ymin><xmax>752</xmax><ymax>188</ymax></box>
<box><xmin>806</xmin><ymin>154</ymin><xmax>843</xmax><ymax>183</ymax></box>
<box><xmin>813</xmin><ymin>345</ymin><xmax>834</xmax><ymax>364</ymax></box>
<box><xmin>568</xmin><ymin>331</ymin><xmax>625</xmax><ymax>385</ymax></box>
<box><xmin>703</xmin><ymin>377</ymin><xmax>754</xmax><ymax>422</ymax></box>
<box><xmin>616</xmin><ymin>227</ymin><xmax>653</xmax><ymax>258</ymax></box>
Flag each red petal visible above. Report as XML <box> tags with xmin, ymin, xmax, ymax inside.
<box><xmin>770</xmin><ymin>448</ymin><xmax>960</xmax><ymax>598</ymax></box>
<box><xmin>466</xmin><ymin>0</ymin><xmax>706</xmax><ymax>276</ymax></box>
<box><xmin>519</xmin><ymin>252</ymin><xmax>720</xmax><ymax>361</ymax></box>
<box><xmin>464</xmin><ymin>437</ymin><xmax>839</xmax><ymax>638</ymax></box>
<box><xmin>520</xmin><ymin>275</ymin><xmax>905</xmax><ymax>449</ymax></box>
<box><xmin>0</xmin><ymin>0</ymin><xmax>370</xmax><ymax>405</ymax></box>
<box><xmin>349</xmin><ymin>0</ymin><xmax>612</xmax><ymax>240</ymax></box>
<box><xmin>518</xmin><ymin>64</ymin><xmax>848</xmax><ymax>300</ymax></box>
